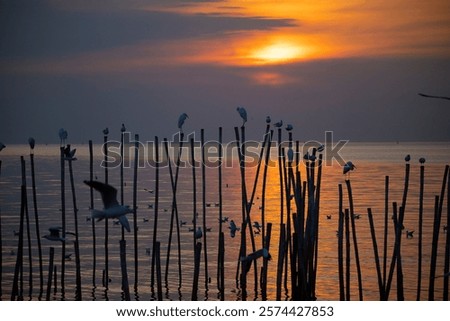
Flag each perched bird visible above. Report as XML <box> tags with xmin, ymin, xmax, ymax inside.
<box><xmin>236</xmin><ymin>106</ymin><xmax>247</xmax><ymax>126</ymax></box>
<box><xmin>178</xmin><ymin>113</ymin><xmax>189</xmax><ymax>132</ymax></box>
<box><xmin>317</xmin><ymin>144</ymin><xmax>325</xmax><ymax>153</ymax></box>
<box><xmin>240</xmin><ymin>248</ymin><xmax>271</xmax><ymax>273</ymax></box>
<box><xmin>274</xmin><ymin>120</ymin><xmax>283</xmax><ymax>128</ymax></box>
<box><xmin>406</xmin><ymin>230</ymin><xmax>414</xmax><ymax>238</ymax></box>
<box><xmin>405</xmin><ymin>154</ymin><xmax>411</xmax><ymax>162</ymax></box>
<box><xmin>285</xmin><ymin>124</ymin><xmax>293</xmax><ymax>131</ymax></box>
<box><xmin>84</xmin><ymin>180</ymin><xmax>133</xmax><ymax>232</ymax></box>
<box><xmin>229</xmin><ymin>220</ymin><xmax>240</xmax><ymax>238</ymax></box>
<box><xmin>121</xmin><ymin>123</ymin><xmax>126</xmax><ymax>132</ymax></box>
<box><xmin>58</xmin><ymin>128</ymin><xmax>68</xmax><ymax>145</ymax></box>
<box><xmin>43</xmin><ymin>227</ymin><xmax>65</xmax><ymax>242</ymax></box>
<box><xmin>343</xmin><ymin>161</ymin><xmax>356</xmax><ymax>175</ymax></box>
<box><xmin>64</xmin><ymin>146</ymin><xmax>77</xmax><ymax>161</ymax></box>
<box><xmin>419</xmin><ymin>157</ymin><xmax>426</xmax><ymax>164</ymax></box>
<box><xmin>0</xmin><ymin>142</ymin><xmax>5</xmax><ymax>152</ymax></box>
<box><xmin>28</xmin><ymin>137</ymin><xmax>35</xmax><ymax>150</ymax></box>
<box><xmin>266</xmin><ymin>116</ymin><xmax>271</xmax><ymax>123</ymax></box>
<box><xmin>103</xmin><ymin>128</ymin><xmax>109</xmax><ymax>135</ymax></box>
<box><xmin>195</xmin><ymin>227</ymin><xmax>203</xmax><ymax>239</ymax></box>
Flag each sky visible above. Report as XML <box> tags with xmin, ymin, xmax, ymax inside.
<box><xmin>1</xmin><ymin>0</ymin><xmax>450</xmax><ymax>145</ymax></box>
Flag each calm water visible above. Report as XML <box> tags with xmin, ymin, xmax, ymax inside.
<box><xmin>0</xmin><ymin>141</ymin><xmax>449</xmax><ymax>301</ymax></box>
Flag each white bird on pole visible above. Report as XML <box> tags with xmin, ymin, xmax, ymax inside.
<box><xmin>240</xmin><ymin>248</ymin><xmax>271</xmax><ymax>273</ymax></box>
<box><xmin>178</xmin><ymin>113</ymin><xmax>189</xmax><ymax>132</ymax></box>
<box><xmin>343</xmin><ymin>161</ymin><xmax>356</xmax><ymax>175</ymax></box>
<box><xmin>236</xmin><ymin>106</ymin><xmax>247</xmax><ymax>126</ymax></box>
<box><xmin>84</xmin><ymin>180</ymin><xmax>133</xmax><ymax>232</ymax></box>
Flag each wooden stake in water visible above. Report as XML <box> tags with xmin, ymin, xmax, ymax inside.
<box><xmin>0</xmin><ymin>160</ymin><xmax>2</xmax><ymax>299</ymax></box>
<box><xmin>200</xmin><ymin>129</ymin><xmax>209</xmax><ymax>288</ymax></box>
<box><xmin>383</xmin><ymin>175</ymin><xmax>389</xmax><ymax>293</ymax></box>
<box><xmin>103</xmin><ymin>132</ymin><xmax>109</xmax><ymax>289</ymax></box>
<box><xmin>21</xmin><ymin>156</ymin><xmax>33</xmax><ymax>299</ymax></box>
<box><xmin>217</xmin><ymin>127</ymin><xmax>224</xmax><ymax>294</ymax></box>
<box><xmin>133</xmin><ymin>134</ymin><xmax>139</xmax><ymax>287</ymax></box>
<box><xmin>417</xmin><ymin>165</ymin><xmax>424</xmax><ymax>300</ymax></box>
<box><xmin>155</xmin><ymin>242</ymin><xmax>163</xmax><ymax>301</ymax></box>
<box><xmin>11</xmin><ymin>183</ymin><xmax>26</xmax><ymax>300</ymax></box>
<box><xmin>151</xmin><ymin>137</ymin><xmax>160</xmax><ymax>288</ymax></box>
<box><xmin>337</xmin><ymin>184</ymin><xmax>345</xmax><ymax>300</ymax></box>
<box><xmin>45</xmin><ymin>247</ymin><xmax>55</xmax><ymax>301</ymax></box>
<box><xmin>191</xmin><ymin>242</ymin><xmax>202</xmax><ymax>301</ymax></box>
<box><xmin>60</xmin><ymin>146</ymin><xmax>66</xmax><ymax>295</ymax></box>
<box><xmin>119</xmin><ymin>239</ymin><xmax>130</xmax><ymax>300</ymax></box>
<box><xmin>367</xmin><ymin>208</ymin><xmax>385</xmax><ymax>300</ymax></box>
<box><xmin>88</xmin><ymin>140</ymin><xmax>97</xmax><ymax>285</ymax></box>
<box><xmin>29</xmin><ymin>140</ymin><xmax>44</xmax><ymax>296</ymax></box>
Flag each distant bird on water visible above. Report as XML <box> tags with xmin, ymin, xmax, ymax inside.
<box><xmin>84</xmin><ymin>180</ymin><xmax>133</xmax><ymax>232</ymax></box>
<box><xmin>343</xmin><ymin>161</ymin><xmax>356</xmax><ymax>175</ymax></box>
<box><xmin>236</xmin><ymin>106</ymin><xmax>247</xmax><ymax>126</ymax></box>
<box><xmin>406</xmin><ymin>230</ymin><xmax>414</xmax><ymax>238</ymax></box>
<box><xmin>178</xmin><ymin>113</ymin><xmax>189</xmax><ymax>132</ymax></box>
<box><xmin>418</xmin><ymin>93</ymin><xmax>450</xmax><ymax>101</ymax></box>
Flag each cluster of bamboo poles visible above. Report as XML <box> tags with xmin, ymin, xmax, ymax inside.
<box><xmin>1</xmin><ymin>123</ymin><xmax>449</xmax><ymax>301</ymax></box>
<box><xmin>337</xmin><ymin>161</ymin><xmax>450</xmax><ymax>300</ymax></box>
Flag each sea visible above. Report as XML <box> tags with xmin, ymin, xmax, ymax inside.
<box><xmin>0</xmin><ymin>141</ymin><xmax>449</xmax><ymax>301</ymax></box>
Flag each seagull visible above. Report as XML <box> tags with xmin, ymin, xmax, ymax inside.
<box><xmin>121</xmin><ymin>123</ymin><xmax>126</xmax><ymax>132</ymax></box>
<box><xmin>144</xmin><ymin>188</ymin><xmax>154</xmax><ymax>194</ymax></box>
<box><xmin>65</xmin><ymin>253</ymin><xmax>72</xmax><ymax>261</ymax></box>
<box><xmin>285</xmin><ymin>124</ymin><xmax>293</xmax><ymax>131</ymax></box>
<box><xmin>103</xmin><ymin>128</ymin><xmax>109</xmax><ymax>136</ymax></box>
<box><xmin>43</xmin><ymin>227</ymin><xmax>65</xmax><ymax>242</ymax></box>
<box><xmin>219</xmin><ymin>216</ymin><xmax>229</xmax><ymax>223</ymax></box>
<box><xmin>253</xmin><ymin>221</ymin><xmax>262</xmax><ymax>231</ymax></box>
<box><xmin>84</xmin><ymin>180</ymin><xmax>133</xmax><ymax>232</ymax></box>
<box><xmin>195</xmin><ymin>227</ymin><xmax>203</xmax><ymax>239</ymax></box>
<box><xmin>178</xmin><ymin>113</ymin><xmax>189</xmax><ymax>132</ymax></box>
<box><xmin>179</xmin><ymin>220</ymin><xmax>187</xmax><ymax>226</ymax></box>
<box><xmin>266</xmin><ymin>116</ymin><xmax>271</xmax><ymax>123</ymax></box>
<box><xmin>405</xmin><ymin>154</ymin><xmax>411</xmax><ymax>162</ymax></box>
<box><xmin>236</xmin><ymin>106</ymin><xmax>247</xmax><ymax>126</ymax></box>
<box><xmin>240</xmin><ymin>248</ymin><xmax>271</xmax><ymax>273</ymax></box>
<box><xmin>28</xmin><ymin>137</ymin><xmax>35</xmax><ymax>150</ymax></box>
<box><xmin>274</xmin><ymin>120</ymin><xmax>283</xmax><ymax>128</ymax></box>
<box><xmin>317</xmin><ymin>144</ymin><xmax>325</xmax><ymax>152</ymax></box>
<box><xmin>229</xmin><ymin>220</ymin><xmax>240</xmax><ymax>238</ymax></box>
<box><xmin>419</xmin><ymin>157</ymin><xmax>426</xmax><ymax>164</ymax></box>
<box><xmin>326</xmin><ymin>215</ymin><xmax>332</xmax><ymax>220</ymax></box>
<box><xmin>406</xmin><ymin>230</ymin><xmax>414</xmax><ymax>238</ymax></box>
<box><xmin>64</xmin><ymin>146</ymin><xmax>77</xmax><ymax>161</ymax></box>
<box><xmin>343</xmin><ymin>161</ymin><xmax>356</xmax><ymax>175</ymax></box>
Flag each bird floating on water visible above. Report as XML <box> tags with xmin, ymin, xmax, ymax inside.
<box><xmin>343</xmin><ymin>161</ymin><xmax>356</xmax><ymax>175</ymax></box>
<box><xmin>178</xmin><ymin>113</ymin><xmax>189</xmax><ymax>132</ymax></box>
<box><xmin>253</xmin><ymin>221</ymin><xmax>262</xmax><ymax>231</ymax></box>
<box><xmin>236</xmin><ymin>106</ymin><xmax>247</xmax><ymax>126</ymax></box>
<box><xmin>84</xmin><ymin>180</ymin><xmax>133</xmax><ymax>232</ymax></box>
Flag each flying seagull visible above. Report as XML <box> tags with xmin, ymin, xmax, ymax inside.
<box><xmin>236</xmin><ymin>106</ymin><xmax>247</xmax><ymax>126</ymax></box>
<box><xmin>178</xmin><ymin>113</ymin><xmax>189</xmax><ymax>132</ymax></box>
<box><xmin>418</xmin><ymin>93</ymin><xmax>450</xmax><ymax>101</ymax></box>
<box><xmin>42</xmin><ymin>227</ymin><xmax>65</xmax><ymax>242</ymax></box>
<box><xmin>84</xmin><ymin>180</ymin><xmax>132</xmax><ymax>232</ymax></box>
<box><xmin>229</xmin><ymin>220</ymin><xmax>240</xmax><ymax>238</ymax></box>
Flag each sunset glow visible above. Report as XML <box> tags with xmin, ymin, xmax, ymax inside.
<box><xmin>250</xmin><ymin>42</ymin><xmax>306</xmax><ymax>64</ymax></box>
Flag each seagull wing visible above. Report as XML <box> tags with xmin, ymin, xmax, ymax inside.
<box><xmin>84</xmin><ymin>180</ymin><xmax>119</xmax><ymax>208</ymax></box>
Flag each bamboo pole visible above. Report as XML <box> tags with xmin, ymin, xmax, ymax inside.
<box><xmin>428</xmin><ymin>165</ymin><xmax>449</xmax><ymax>300</ymax></box>
<box><xmin>261</xmin><ymin>222</ymin><xmax>272</xmax><ymax>300</ymax></box>
<box><xmin>367</xmin><ymin>208</ymin><xmax>385</xmax><ymax>300</ymax></box>
<box><xmin>344</xmin><ymin>209</ymin><xmax>350</xmax><ymax>301</ymax></box>
<box><xmin>88</xmin><ymin>140</ymin><xmax>97</xmax><ymax>285</ymax></box>
<box><xmin>103</xmin><ymin>133</ymin><xmax>109</xmax><ymax>288</ymax></box>
<box><xmin>11</xmin><ymin>182</ymin><xmax>26</xmax><ymax>300</ymax></box>
<box><xmin>155</xmin><ymin>242</ymin><xmax>163</xmax><ymax>301</ymax></box>
<box><xmin>120</xmin><ymin>239</ymin><xmax>130</xmax><ymax>300</ymax></box>
<box><xmin>45</xmin><ymin>247</ymin><xmax>55</xmax><ymax>301</ymax></box>
<box><xmin>151</xmin><ymin>136</ymin><xmax>160</xmax><ymax>288</ymax></box>
<box><xmin>133</xmin><ymin>134</ymin><xmax>139</xmax><ymax>287</ymax></box>
<box><xmin>345</xmin><ymin>179</ymin><xmax>363</xmax><ymax>300</ymax></box>
<box><xmin>201</xmin><ymin>129</ymin><xmax>209</xmax><ymax>288</ymax></box>
<box><xmin>191</xmin><ymin>242</ymin><xmax>202</xmax><ymax>301</ymax></box>
<box><xmin>60</xmin><ymin>146</ymin><xmax>66</xmax><ymax>294</ymax></box>
<box><xmin>29</xmin><ymin>146</ymin><xmax>44</xmax><ymax>296</ymax></box>
<box><xmin>383</xmin><ymin>175</ymin><xmax>389</xmax><ymax>293</ymax></box>
<box><xmin>417</xmin><ymin>165</ymin><xmax>424</xmax><ymax>300</ymax></box>
<box><xmin>337</xmin><ymin>184</ymin><xmax>345</xmax><ymax>300</ymax></box>
<box><xmin>217</xmin><ymin>127</ymin><xmax>224</xmax><ymax>294</ymax></box>
<box><xmin>444</xmin><ymin>171</ymin><xmax>450</xmax><ymax>300</ymax></box>
<box><xmin>20</xmin><ymin>156</ymin><xmax>33</xmax><ymax>299</ymax></box>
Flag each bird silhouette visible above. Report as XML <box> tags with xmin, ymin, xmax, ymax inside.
<box><xmin>240</xmin><ymin>248</ymin><xmax>271</xmax><ymax>273</ymax></box>
<box><xmin>274</xmin><ymin>120</ymin><xmax>283</xmax><ymax>128</ymax></box>
<box><xmin>84</xmin><ymin>180</ymin><xmax>132</xmax><ymax>232</ymax></box>
<box><xmin>236</xmin><ymin>106</ymin><xmax>247</xmax><ymax>126</ymax></box>
<box><xmin>28</xmin><ymin>137</ymin><xmax>35</xmax><ymax>150</ymax></box>
<box><xmin>0</xmin><ymin>142</ymin><xmax>5</xmax><ymax>152</ymax></box>
<box><xmin>405</xmin><ymin>154</ymin><xmax>411</xmax><ymax>162</ymax></box>
<box><xmin>419</xmin><ymin>157</ymin><xmax>426</xmax><ymax>164</ymax></box>
<box><xmin>266</xmin><ymin>116</ymin><xmax>271</xmax><ymax>123</ymax></box>
<box><xmin>121</xmin><ymin>123</ymin><xmax>126</xmax><ymax>132</ymax></box>
<box><xmin>343</xmin><ymin>161</ymin><xmax>356</xmax><ymax>175</ymax></box>
<box><xmin>406</xmin><ymin>230</ymin><xmax>414</xmax><ymax>238</ymax></box>
<box><xmin>103</xmin><ymin>128</ymin><xmax>109</xmax><ymax>135</ymax></box>
<box><xmin>42</xmin><ymin>227</ymin><xmax>65</xmax><ymax>242</ymax></box>
<box><xmin>418</xmin><ymin>93</ymin><xmax>450</xmax><ymax>100</ymax></box>
<box><xmin>195</xmin><ymin>227</ymin><xmax>203</xmax><ymax>239</ymax></box>
<box><xmin>285</xmin><ymin>124</ymin><xmax>293</xmax><ymax>131</ymax></box>
<box><xmin>178</xmin><ymin>113</ymin><xmax>189</xmax><ymax>132</ymax></box>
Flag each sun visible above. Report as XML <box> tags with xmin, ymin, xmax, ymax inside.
<box><xmin>250</xmin><ymin>42</ymin><xmax>305</xmax><ymax>64</ymax></box>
